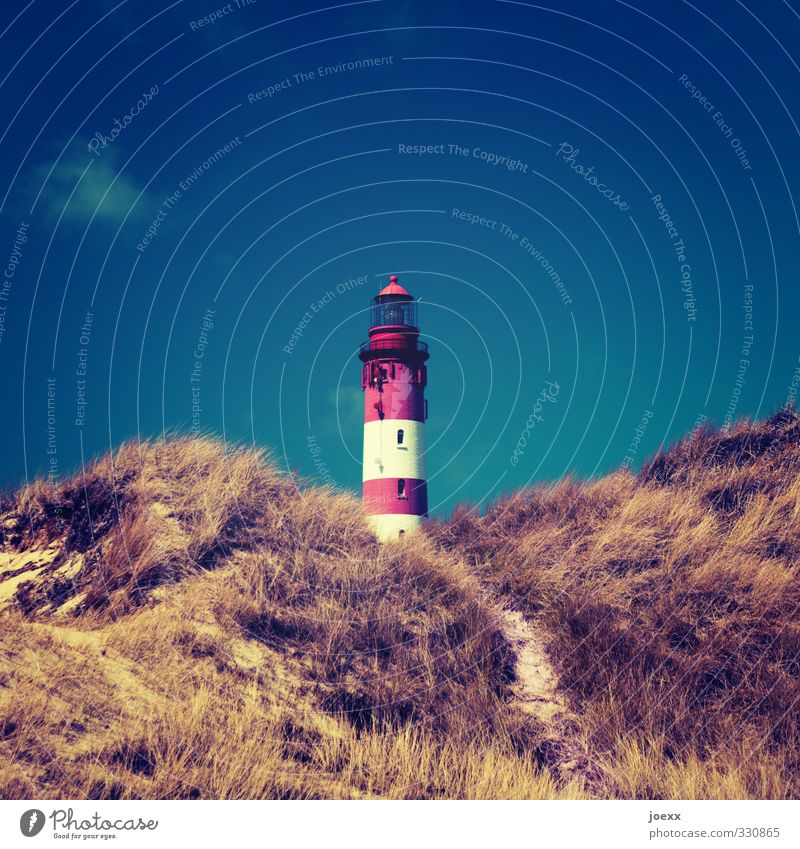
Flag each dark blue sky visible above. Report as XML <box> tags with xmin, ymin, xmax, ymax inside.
<box><xmin>1</xmin><ymin>0</ymin><xmax>799</xmax><ymax>514</ymax></box>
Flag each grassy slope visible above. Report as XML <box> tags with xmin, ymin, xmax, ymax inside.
<box><xmin>0</xmin><ymin>439</ymin><xmax>545</xmax><ymax>799</ymax></box>
<box><xmin>1</xmin><ymin>412</ymin><xmax>799</xmax><ymax>799</ymax></box>
<box><xmin>429</xmin><ymin>409</ymin><xmax>800</xmax><ymax>797</ymax></box>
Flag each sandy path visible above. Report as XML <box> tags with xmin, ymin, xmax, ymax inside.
<box><xmin>495</xmin><ymin>606</ymin><xmax>593</xmax><ymax>784</ymax></box>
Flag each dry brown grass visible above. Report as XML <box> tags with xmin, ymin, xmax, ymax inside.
<box><xmin>0</xmin><ymin>436</ymin><xmax>542</xmax><ymax>799</ymax></box>
<box><xmin>429</xmin><ymin>409</ymin><xmax>800</xmax><ymax>798</ymax></box>
<box><xmin>2</xmin><ymin>413</ymin><xmax>799</xmax><ymax>799</ymax></box>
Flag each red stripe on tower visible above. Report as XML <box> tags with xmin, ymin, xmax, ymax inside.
<box><xmin>362</xmin><ymin>478</ymin><xmax>428</xmax><ymax>515</ymax></box>
<box><xmin>359</xmin><ymin>275</ymin><xmax>429</xmax><ymax>541</ymax></box>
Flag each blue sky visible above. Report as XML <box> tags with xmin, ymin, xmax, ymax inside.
<box><xmin>1</xmin><ymin>0</ymin><xmax>799</xmax><ymax>514</ymax></box>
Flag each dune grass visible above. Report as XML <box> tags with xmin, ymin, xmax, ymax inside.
<box><xmin>1</xmin><ymin>437</ymin><xmax>540</xmax><ymax>798</ymax></box>
<box><xmin>2</xmin><ymin>413</ymin><xmax>799</xmax><ymax>799</ymax></box>
<box><xmin>428</xmin><ymin>410</ymin><xmax>800</xmax><ymax>798</ymax></box>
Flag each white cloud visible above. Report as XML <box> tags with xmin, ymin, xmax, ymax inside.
<box><xmin>32</xmin><ymin>143</ymin><xmax>146</xmax><ymax>224</ymax></box>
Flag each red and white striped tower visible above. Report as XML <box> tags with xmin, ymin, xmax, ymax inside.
<box><xmin>359</xmin><ymin>275</ymin><xmax>429</xmax><ymax>540</ymax></box>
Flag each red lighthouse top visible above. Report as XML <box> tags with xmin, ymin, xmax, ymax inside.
<box><xmin>359</xmin><ymin>274</ymin><xmax>428</xmax><ymax>362</ymax></box>
<box><xmin>378</xmin><ymin>274</ymin><xmax>411</xmax><ymax>298</ymax></box>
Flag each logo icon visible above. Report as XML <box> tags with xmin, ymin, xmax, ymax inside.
<box><xmin>19</xmin><ymin>809</ymin><xmax>45</xmax><ymax>837</ymax></box>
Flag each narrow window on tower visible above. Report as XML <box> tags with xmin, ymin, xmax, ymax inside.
<box><xmin>397</xmin><ymin>479</ymin><xmax>406</xmax><ymax>499</ymax></box>
<box><xmin>397</xmin><ymin>428</ymin><xmax>404</xmax><ymax>445</ymax></box>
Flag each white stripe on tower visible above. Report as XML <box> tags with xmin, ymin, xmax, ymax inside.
<box><xmin>362</xmin><ymin>420</ymin><xmax>426</xmax><ymax>482</ymax></box>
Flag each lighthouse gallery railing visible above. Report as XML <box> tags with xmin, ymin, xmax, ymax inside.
<box><xmin>359</xmin><ymin>339</ymin><xmax>428</xmax><ymax>356</ymax></box>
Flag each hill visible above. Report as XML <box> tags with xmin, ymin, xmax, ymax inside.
<box><xmin>1</xmin><ymin>412</ymin><xmax>798</xmax><ymax>799</ymax></box>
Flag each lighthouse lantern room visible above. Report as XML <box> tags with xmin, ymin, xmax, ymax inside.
<box><xmin>359</xmin><ymin>275</ymin><xmax>429</xmax><ymax>540</ymax></box>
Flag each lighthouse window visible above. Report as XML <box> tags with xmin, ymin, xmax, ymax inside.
<box><xmin>371</xmin><ymin>298</ymin><xmax>417</xmax><ymax>328</ymax></box>
<box><xmin>397</xmin><ymin>479</ymin><xmax>406</xmax><ymax>498</ymax></box>
<box><xmin>397</xmin><ymin>429</ymin><xmax>404</xmax><ymax>445</ymax></box>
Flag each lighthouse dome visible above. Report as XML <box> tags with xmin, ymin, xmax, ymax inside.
<box><xmin>377</xmin><ymin>274</ymin><xmax>412</xmax><ymax>298</ymax></box>
<box><xmin>371</xmin><ymin>275</ymin><xmax>417</xmax><ymax>329</ymax></box>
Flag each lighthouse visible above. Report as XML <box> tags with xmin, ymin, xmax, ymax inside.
<box><xmin>359</xmin><ymin>275</ymin><xmax>429</xmax><ymax>540</ymax></box>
